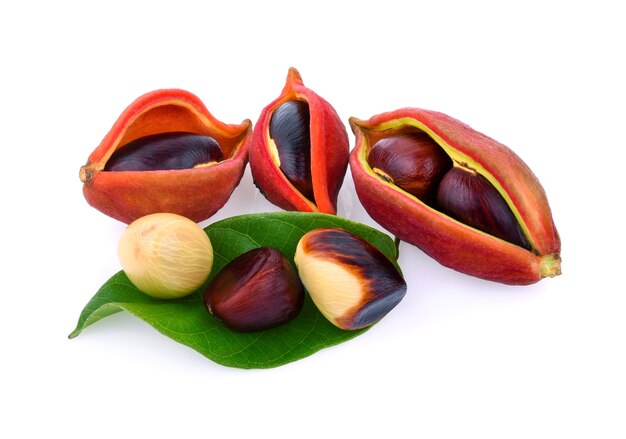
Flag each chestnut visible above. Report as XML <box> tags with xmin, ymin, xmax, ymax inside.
<box><xmin>269</xmin><ymin>100</ymin><xmax>314</xmax><ymax>201</ymax></box>
<box><xmin>203</xmin><ymin>247</ymin><xmax>304</xmax><ymax>332</ymax></box>
<box><xmin>104</xmin><ymin>132</ymin><xmax>224</xmax><ymax>172</ymax></box>
<box><xmin>294</xmin><ymin>228</ymin><xmax>406</xmax><ymax>330</ymax></box>
<box><xmin>350</xmin><ymin>109</ymin><xmax>561</xmax><ymax>284</ymax></box>
<box><xmin>436</xmin><ymin>166</ymin><xmax>531</xmax><ymax>250</ymax></box>
<box><xmin>368</xmin><ymin>132</ymin><xmax>452</xmax><ymax>202</ymax></box>
<box><xmin>118</xmin><ymin>213</ymin><xmax>214</xmax><ymax>299</ymax></box>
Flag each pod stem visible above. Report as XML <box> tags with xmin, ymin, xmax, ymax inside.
<box><xmin>540</xmin><ymin>254</ymin><xmax>562</xmax><ymax>278</ymax></box>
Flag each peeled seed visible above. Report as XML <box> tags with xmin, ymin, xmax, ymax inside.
<box><xmin>118</xmin><ymin>213</ymin><xmax>214</xmax><ymax>299</ymax></box>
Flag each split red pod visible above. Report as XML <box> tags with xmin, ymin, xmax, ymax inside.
<box><xmin>250</xmin><ymin>68</ymin><xmax>349</xmax><ymax>214</ymax></box>
<box><xmin>80</xmin><ymin>89</ymin><xmax>251</xmax><ymax>223</ymax></box>
<box><xmin>350</xmin><ymin>109</ymin><xmax>561</xmax><ymax>285</ymax></box>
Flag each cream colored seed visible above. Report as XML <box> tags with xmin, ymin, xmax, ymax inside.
<box><xmin>118</xmin><ymin>213</ymin><xmax>214</xmax><ymax>299</ymax></box>
<box><xmin>294</xmin><ymin>245</ymin><xmax>363</xmax><ymax>327</ymax></box>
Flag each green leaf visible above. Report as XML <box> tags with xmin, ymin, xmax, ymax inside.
<box><xmin>69</xmin><ymin>212</ymin><xmax>399</xmax><ymax>369</ymax></box>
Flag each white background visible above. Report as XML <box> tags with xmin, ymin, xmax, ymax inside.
<box><xmin>2</xmin><ymin>1</ymin><xmax>624</xmax><ymax>437</ymax></box>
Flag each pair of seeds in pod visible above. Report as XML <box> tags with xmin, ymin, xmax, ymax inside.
<box><xmin>118</xmin><ymin>213</ymin><xmax>406</xmax><ymax>332</ymax></box>
<box><xmin>368</xmin><ymin>133</ymin><xmax>530</xmax><ymax>250</ymax></box>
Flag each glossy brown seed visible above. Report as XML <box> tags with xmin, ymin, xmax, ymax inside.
<box><xmin>436</xmin><ymin>166</ymin><xmax>531</xmax><ymax>250</ymax></box>
<box><xmin>203</xmin><ymin>247</ymin><xmax>304</xmax><ymax>332</ymax></box>
<box><xmin>269</xmin><ymin>100</ymin><xmax>314</xmax><ymax>201</ymax></box>
<box><xmin>104</xmin><ymin>132</ymin><xmax>224</xmax><ymax>172</ymax></box>
<box><xmin>368</xmin><ymin>132</ymin><xmax>452</xmax><ymax>202</ymax></box>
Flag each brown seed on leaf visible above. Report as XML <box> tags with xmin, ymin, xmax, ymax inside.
<box><xmin>204</xmin><ymin>247</ymin><xmax>304</xmax><ymax>332</ymax></box>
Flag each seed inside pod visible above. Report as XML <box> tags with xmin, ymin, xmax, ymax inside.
<box><xmin>365</xmin><ymin>128</ymin><xmax>531</xmax><ymax>250</ymax></box>
<box><xmin>436</xmin><ymin>165</ymin><xmax>532</xmax><ymax>250</ymax></box>
<box><xmin>269</xmin><ymin>100</ymin><xmax>314</xmax><ymax>201</ymax></box>
<box><xmin>104</xmin><ymin>132</ymin><xmax>224</xmax><ymax>172</ymax></box>
<box><xmin>249</xmin><ymin>68</ymin><xmax>349</xmax><ymax>214</ymax></box>
<box><xmin>368</xmin><ymin>132</ymin><xmax>452</xmax><ymax>202</ymax></box>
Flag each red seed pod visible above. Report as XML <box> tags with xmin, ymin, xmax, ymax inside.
<box><xmin>79</xmin><ymin>89</ymin><xmax>251</xmax><ymax>223</ymax></box>
<box><xmin>350</xmin><ymin>109</ymin><xmax>561</xmax><ymax>285</ymax></box>
<box><xmin>250</xmin><ymin>68</ymin><xmax>349</xmax><ymax>214</ymax></box>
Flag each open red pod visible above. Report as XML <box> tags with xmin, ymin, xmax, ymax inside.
<box><xmin>79</xmin><ymin>89</ymin><xmax>251</xmax><ymax>223</ymax></box>
<box><xmin>250</xmin><ymin>68</ymin><xmax>349</xmax><ymax>214</ymax></box>
<box><xmin>350</xmin><ymin>109</ymin><xmax>561</xmax><ymax>285</ymax></box>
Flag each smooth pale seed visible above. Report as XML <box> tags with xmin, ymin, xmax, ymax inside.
<box><xmin>118</xmin><ymin>213</ymin><xmax>214</xmax><ymax>299</ymax></box>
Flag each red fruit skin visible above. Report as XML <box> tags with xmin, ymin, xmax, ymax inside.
<box><xmin>80</xmin><ymin>89</ymin><xmax>251</xmax><ymax>224</ymax></box>
<box><xmin>250</xmin><ymin>68</ymin><xmax>349</xmax><ymax>214</ymax></box>
<box><xmin>349</xmin><ymin>109</ymin><xmax>561</xmax><ymax>285</ymax></box>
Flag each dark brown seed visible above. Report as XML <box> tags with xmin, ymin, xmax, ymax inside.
<box><xmin>203</xmin><ymin>247</ymin><xmax>304</xmax><ymax>332</ymax></box>
<box><xmin>104</xmin><ymin>132</ymin><xmax>223</xmax><ymax>172</ymax></box>
<box><xmin>436</xmin><ymin>166</ymin><xmax>532</xmax><ymax>250</ymax></box>
<box><xmin>368</xmin><ymin>132</ymin><xmax>452</xmax><ymax>202</ymax></box>
<box><xmin>269</xmin><ymin>100</ymin><xmax>314</xmax><ymax>201</ymax></box>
